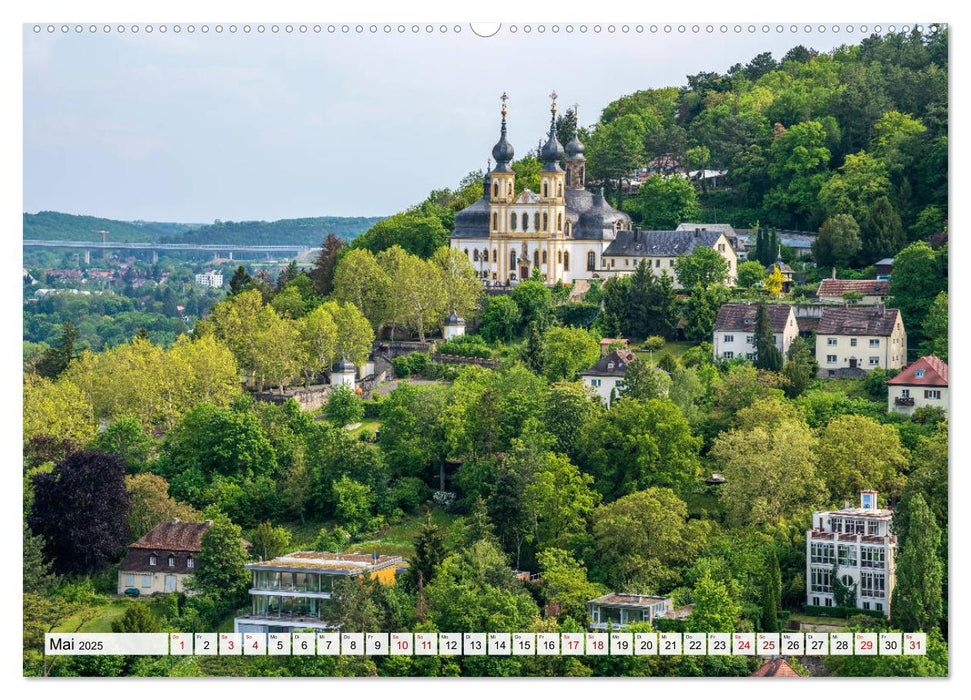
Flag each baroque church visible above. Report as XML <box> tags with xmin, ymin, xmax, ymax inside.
<box><xmin>450</xmin><ymin>93</ymin><xmax>633</xmax><ymax>286</ymax></box>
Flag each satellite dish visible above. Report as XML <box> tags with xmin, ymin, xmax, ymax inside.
<box><xmin>470</xmin><ymin>23</ymin><xmax>501</xmax><ymax>38</ymax></box>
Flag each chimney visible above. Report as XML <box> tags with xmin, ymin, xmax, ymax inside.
<box><xmin>831</xmin><ymin>267</ymin><xmax>837</xmax><ymax>280</ymax></box>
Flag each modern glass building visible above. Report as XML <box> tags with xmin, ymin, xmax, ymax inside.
<box><xmin>234</xmin><ymin>551</ymin><xmax>403</xmax><ymax>633</ymax></box>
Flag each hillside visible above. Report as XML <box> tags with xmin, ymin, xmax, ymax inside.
<box><xmin>168</xmin><ymin>216</ymin><xmax>383</xmax><ymax>246</ymax></box>
<box><xmin>23</xmin><ymin>211</ymin><xmax>383</xmax><ymax>246</ymax></box>
<box><xmin>23</xmin><ymin>211</ymin><xmax>200</xmax><ymax>242</ymax></box>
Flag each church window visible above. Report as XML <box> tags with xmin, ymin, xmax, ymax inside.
<box><xmin>579</xmin><ymin>166</ymin><xmax>585</xmax><ymax>184</ymax></box>
<box><xmin>563</xmin><ymin>251</ymin><xmax>570</xmax><ymax>271</ymax></box>
<box><xmin>543</xmin><ymin>181</ymin><xmax>549</xmax><ymax>198</ymax></box>
<box><xmin>492</xmin><ymin>212</ymin><xmax>498</xmax><ymax>231</ymax></box>
<box><xmin>493</xmin><ymin>181</ymin><xmax>499</xmax><ymax>198</ymax></box>
<box><xmin>510</xmin><ymin>213</ymin><xmax>517</xmax><ymax>231</ymax></box>
<box><xmin>492</xmin><ymin>249</ymin><xmax>497</xmax><ymax>262</ymax></box>
<box><xmin>464</xmin><ymin>249</ymin><xmax>469</xmax><ymax>258</ymax></box>
<box><xmin>566</xmin><ymin>223</ymin><xmax>572</xmax><ymax>237</ymax></box>
<box><xmin>557</xmin><ymin>213</ymin><xmax>563</xmax><ymax>231</ymax></box>
<box><xmin>557</xmin><ymin>181</ymin><xmax>563</xmax><ymax>197</ymax></box>
<box><xmin>522</xmin><ymin>213</ymin><xmax>529</xmax><ymax>232</ymax></box>
<box><xmin>587</xmin><ymin>251</ymin><xmax>595</xmax><ymax>271</ymax></box>
<box><xmin>534</xmin><ymin>213</ymin><xmax>541</xmax><ymax>231</ymax></box>
<box><xmin>542</xmin><ymin>213</ymin><xmax>548</xmax><ymax>230</ymax></box>
<box><xmin>510</xmin><ymin>251</ymin><xmax>517</xmax><ymax>269</ymax></box>
<box><xmin>558</xmin><ymin>251</ymin><xmax>563</xmax><ymax>264</ymax></box>
<box><xmin>473</xmin><ymin>249</ymin><xmax>479</xmax><ymax>262</ymax></box>
<box><xmin>534</xmin><ymin>250</ymin><xmax>540</xmax><ymax>267</ymax></box>
<box><xmin>542</xmin><ymin>250</ymin><xmax>547</xmax><ymax>264</ymax></box>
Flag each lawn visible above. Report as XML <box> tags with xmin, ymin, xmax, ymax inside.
<box><xmin>633</xmin><ymin>340</ymin><xmax>695</xmax><ymax>365</ymax></box>
<box><xmin>347</xmin><ymin>419</ymin><xmax>381</xmax><ymax>438</ymax></box>
<box><xmin>54</xmin><ymin>597</ymin><xmax>130</xmax><ymax>633</ymax></box>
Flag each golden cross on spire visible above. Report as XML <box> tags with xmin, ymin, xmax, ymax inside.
<box><xmin>500</xmin><ymin>91</ymin><xmax>508</xmax><ymax>117</ymax></box>
<box><xmin>549</xmin><ymin>90</ymin><xmax>558</xmax><ymax>113</ymax></box>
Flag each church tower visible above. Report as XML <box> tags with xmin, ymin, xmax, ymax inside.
<box><xmin>539</xmin><ymin>91</ymin><xmax>566</xmax><ymax>235</ymax></box>
<box><xmin>565</xmin><ymin>107</ymin><xmax>586</xmax><ymax>189</ymax></box>
<box><xmin>489</xmin><ymin>93</ymin><xmax>515</xmax><ymax>211</ymax></box>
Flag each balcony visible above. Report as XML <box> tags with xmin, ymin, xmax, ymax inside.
<box><xmin>894</xmin><ymin>396</ymin><xmax>915</xmax><ymax>406</ymax></box>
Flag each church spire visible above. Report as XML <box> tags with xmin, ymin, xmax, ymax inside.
<box><xmin>541</xmin><ymin>90</ymin><xmax>565</xmax><ymax>172</ymax></box>
<box><xmin>491</xmin><ymin>92</ymin><xmax>514</xmax><ymax>173</ymax></box>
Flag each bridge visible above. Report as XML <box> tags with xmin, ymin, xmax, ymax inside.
<box><xmin>23</xmin><ymin>239</ymin><xmax>311</xmax><ymax>263</ymax></box>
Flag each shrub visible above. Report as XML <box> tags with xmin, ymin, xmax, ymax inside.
<box><xmin>436</xmin><ymin>335</ymin><xmax>493</xmax><ymax>358</ymax></box>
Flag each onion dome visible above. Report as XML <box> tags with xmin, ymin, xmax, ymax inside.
<box><xmin>566</xmin><ymin>109</ymin><xmax>585</xmax><ymax>159</ymax></box>
<box><xmin>445</xmin><ymin>309</ymin><xmax>465</xmax><ymax>326</ymax></box>
<box><xmin>491</xmin><ymin>92</ymin><xmax>514</xmax><ymax>173</ymax></box>
<box><xmin>541</xmin><ymin>91</ymin><xmax>564</xmax><ymax>172</ymax></box>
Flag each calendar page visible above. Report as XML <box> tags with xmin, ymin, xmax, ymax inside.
<box><xmin>19</xmin><ymin>2</ymin><xmax>950</xmax><ymax>685</ymax></box>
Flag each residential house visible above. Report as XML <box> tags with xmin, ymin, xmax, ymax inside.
<box><xmin>874</xmin><ymin>258</ymin><xmax>894</xmax><ymax>280</ymax></box>
<box><xmin>234</xmin><ymin>551</ymin><xmax>402</xmax><ymax>633</ymax></box>
<box><xmin>806</xmin><ymin>491</ymin><xmax>896</xmax><ymax>617</ymax></box>
<box><xmin>194</xmin><ymin>270</ymin><xmax>224</xmax><ymax>288</ymax></box>
<box><xmin>712</xmin><ymin>303</ymin><xmax>799</xmax><ymax>362</ymax></box>
<box><xmin>118</xmin><ymin>519</ymin><xmax>212</xmax><ymax>596</ymax></box>
<box><xmin>887</xmin><ymin>355</ymin><xmax>948</xmax><ymax>416</ymax></box>
<box><xmin>817</xmin><ymin>278</ymin><xmax>890</xmax><ymax>305</ymax></box>
<box><xmin>600</xmin><ymin>228</ymin><xmax>737</xmax><ymax>287</ymax></box>
<box><xmin>580</xmin><ymin>348</ymin><xmax>636</xmax><ymax>406</ymax></box>
<box><xmin>815</xmin><ymin>305</ymin><xmax>907</xmax><ymax>378</ymax></box>
<box><xmin>587</xmin><ymin>593</ymin><xmax>690</xmax><ymax>630</ymax></box>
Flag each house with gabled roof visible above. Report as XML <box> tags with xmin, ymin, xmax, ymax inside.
<box><xmin>815</xmin><ymin>305</ymin><xmax>907</xmax><ymax>378</ymax></box>
<box><xmin>600</xmin><ymin>227</ymin><xmax>737</xmax><ymax>287</ymax></box>
<box><xmin>118</xmin><ymin>519</ymin><xmax>209</xmax><ymax>596</ymax></box>
<box><xmin>817</xmin><ymin>278</ymin><xmax>890</xmax><ymax>304</ymax></box>
<box><xmin>579</xmin><ymin>348</ymin><xmax>637</xmax><ymax>406</ymax></box>
<box><xmin>712</xmin><ymin>303</ymin><xmax>798</xmax><ymax>362</ymax></box>
<box><xmin>887</xmin><ymin>355</ymin><xmax>948</xmax><ymax>416</ymax></box>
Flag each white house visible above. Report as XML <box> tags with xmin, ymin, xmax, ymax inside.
<box><xmin>712</xmin><ymin>303</ymin><xmax>799</xmax><ymax>362</ymax></box>
<box><xmin>600</xmin><ymin>227</ymin><xmax>737</xmax><ymax>288</ymax></box>
<box><xmin>817</xmin><ymin>278</ymin><xmax>891</xmax><ymax>305</ymax></box>
<box><xmin>587</xmin><ymin>593</ymin><xmax>688</xmax><ymax>630</ymax></box>
<box><xmin>194</xmin><ymin>270</ymin><xmax>224</xmax><ymax>288</ymax></box>
<box><xmin>580</xmin><ymin>348</ymin><xmax>636</xmax><ymax>406</ymax></box>
<box><xmin>815</xmin><ymin>305</ymin><xmax>907</xmax><ymax>378</ymax></box>
<box><xmin>887</xmin><ymin>355</ymin><xmax>948</xmax><ymax>416</ymax></box>
<box><xmin>806</xmin><ymin>491</ymin><xmax>897</xmax><ymax>617</ymax></box>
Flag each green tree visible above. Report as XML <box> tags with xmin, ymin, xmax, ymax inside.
<box><xmin>578</xmin><ymin>398</ymin><xmax>701</xmax><ymax>500</ymax></box>
<box><xmin>760</xmin><ymin>550</ymin><xmax>781</xmax><ymax>632</ymax></box>
<box><xmin>818</xmin><ymin>150</ymin><xmax>892</xmax><ymax>223</ymax></box>
<box><xmin>763</xmin><ymin>121</ymin><xmax>830</xmax><ymax>228</ymax></box>
<box><xmin>753</xmin><ymin>304</ymin><xmax>783</xmax><ymax>371</ymax></box>
<box><xmin>890</xmin><ymin>241</ymin><xmax>947</xmax><ymax>350</ymax></box>
<box><xmin>35</xmin><ymin>320</ymin><xmax>80</xmax><ymax>379</ymax></box>
<box><xmin>352</xmin><ymin>210</ymin><xmax>450</xmax><ymax>259</ymax></box>
<box><xmin>813</xmin><ymin>215</ymin><xmax>863</xmax><ymax>267</ymax></box>
<box><xmin>431</xmin><ymin>246</ymin><xmax>483</xmax><ymax>324</ymax></box>
<box><xmin>891</xmin><ymin>494</ymin><xmax>943</xmax><ymax>633</ymax></box>
<box><xmin>782</xmin><ymin>336</ymin><xmax>816</xmax><ymax>398</ymax></box>
<box><xmin>333</xmin><ymin>248</ymin><xmax>390</xmax><ymax>326</ymax></box>
<box><xmin>521</xmin><ymin>321</ymin><xmax>544</xmax><ymax>374</ymax></box>
<box><xmin>712</xmin><ymin>418</ymin><xmax>824</xmax><ymax>527</ymax></box>
<box><xmin>298</xmin><ymin>305</ymin><xmax>338</xmax><ymax>384</ymax></box>
<box><xmin>861</xmin><ymin>196</ymin><xmax>906</xmax><ymax>261</ymax></box>
<box><xmin>325</xmin><ymin>385</ymin><xmax>365</xmax><ymax>427</ymax></box>
<box><xmin>586</xmin><ymin>113</ymin><xmax>648</xmax><ymax>198</ymax></box>
<box><xmin>674</xmin><ymin>246</ymin><xmax>730</xmax><ymax>290</ymax></box>
<box><xmin>763</xmin><ymin>266</ymin><xmax>785</xmax><ymax>297</ymax></box>
<box><xmin>511</xmin><ymin>280</ymin><xmax>554</xmax><ymax>331</ymax></box>
<box><xmin>88</xmin><ymin>417</ymin><xmax>155</xmax><ymax>471</ymax></box>
<box><xmin>540</xmin><ymin>326</ymin><xmax>600</xmax><ymax>382</ymax></box>
<box><xmin>537</xmin><ymin>548</ymin><xmax>604</xmax><ymax>622</ymax></box>
<box><xmin>628</xmin><ymin>261</ymin><xmax>679</xmax><ymax>338</ymax></box>
<box><xmin>736</xmin><ymin>260</ymin><xmax>766</xmax><ymax>288</ymax></box>
<box><xmin>624</xmin><ymin>175</ymin><xmax>700</xmax><ymax>229</ymax></box>
<box><xmin>686</xmin><ymin>573</ymin><xmax>742</xmax><ymax>633</ymax></box>
<box><xmin>311</xmin><ymin>233</ymin><xmax>346</xmax><ymax>296</ymax></box>
<box><xmin>23</xmin><ymin>375</ymin><xmax>96</xmax><ymax>451</ymax></box>
<box><xmin>112</xmin><ymin>602</ymin><xmax>162</xmax><ymax>633</ymax></box>
<box><xmin>682</xmin><ymin>283</ymin><xmax>731</xmax><ymax>343</ymax></box>
<box><xmin>479</xmin><ymin>296</ymin><xmax>521</xmax><ymax>343</ymax></box>
<box><xmin>125</xmin><ymin>473</ymin><xmax>201</xmax><ymax>541</ymax></box>
<box><xmin>23</xmin><ymin>520</ymin><xmax>58</xmax><ymax>594</ymax></box>
<box><xmin>331</xmin><ymin>475</ymin><xmax>375</xmax><ymax>533</ymax></box>
<box><xmin>228</xmin><ymin>266</ymin><xmax>253</xmax><ymax>295</ymax></box>
<box><xmin>193</xmin><ymin>513</ymin><xmax>251</xmax><ymax>601</ymax></box>
<box><xmin>592</xmin><ymin>487</ymin><xmax>709</xmax><ymax>591</ymax></box>
<box><xmin>407</xmin><ymin>513</ymin><xmax>447</xmax><ymax>590</ymax></box>
<box><xmin>620</xmin><ymin>359</ymin><xmax>671</xmax><ymax>400</ymax></box>
<box><xmin>816</xmin><ymin>415</ymin><xmax>908</xmax><ymax>500</ymax></box>
<box><xmin>251</xmin><ymin>521</ymin><xmax>292</xmax><ymax>562</ymax></box>
<box><xmin>543</xmin><ymin>382</ymin><xmax>602</xmax><ymax>460</ymax></box>
<box><xmin>921</xmin><ymin>291</ymin><xmax>948</xmax><ymax>361</ymax></box>
<box><xmin>524</xmin><ymin>451</ymin><xmax>599</xmax><ymax>552</ymax></box>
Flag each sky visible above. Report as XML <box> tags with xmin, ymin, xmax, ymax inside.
<box><xmin>23</xmin><ymin>24</ymin><xmax>856</xmax><ymax>223</ymax></box>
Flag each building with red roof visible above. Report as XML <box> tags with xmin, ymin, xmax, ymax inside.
<box><xmin>887</xmin><ymin>355</ymin><xmax>948</xmax><ymax>416</ymax></box>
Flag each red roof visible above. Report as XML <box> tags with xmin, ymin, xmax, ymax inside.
<box><xmin>817</xmin><ymin>279</ymin><xmax>890</xmax><ymax>297</ymax></box>
<box><xmin>751</xmin><ymin>659</ymin><xmax>802</xmax><ymax>677</ymax></box>
<box><xmin>887</xmin><ymin>355</ymin><xmax>948</xmax><ymax>387</ymax></box>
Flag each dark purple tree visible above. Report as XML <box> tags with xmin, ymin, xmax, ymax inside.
<box><xmin>29</xmin><ymin>450</ymin><xmax>130</xmax><ymax>575</ymax></box>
